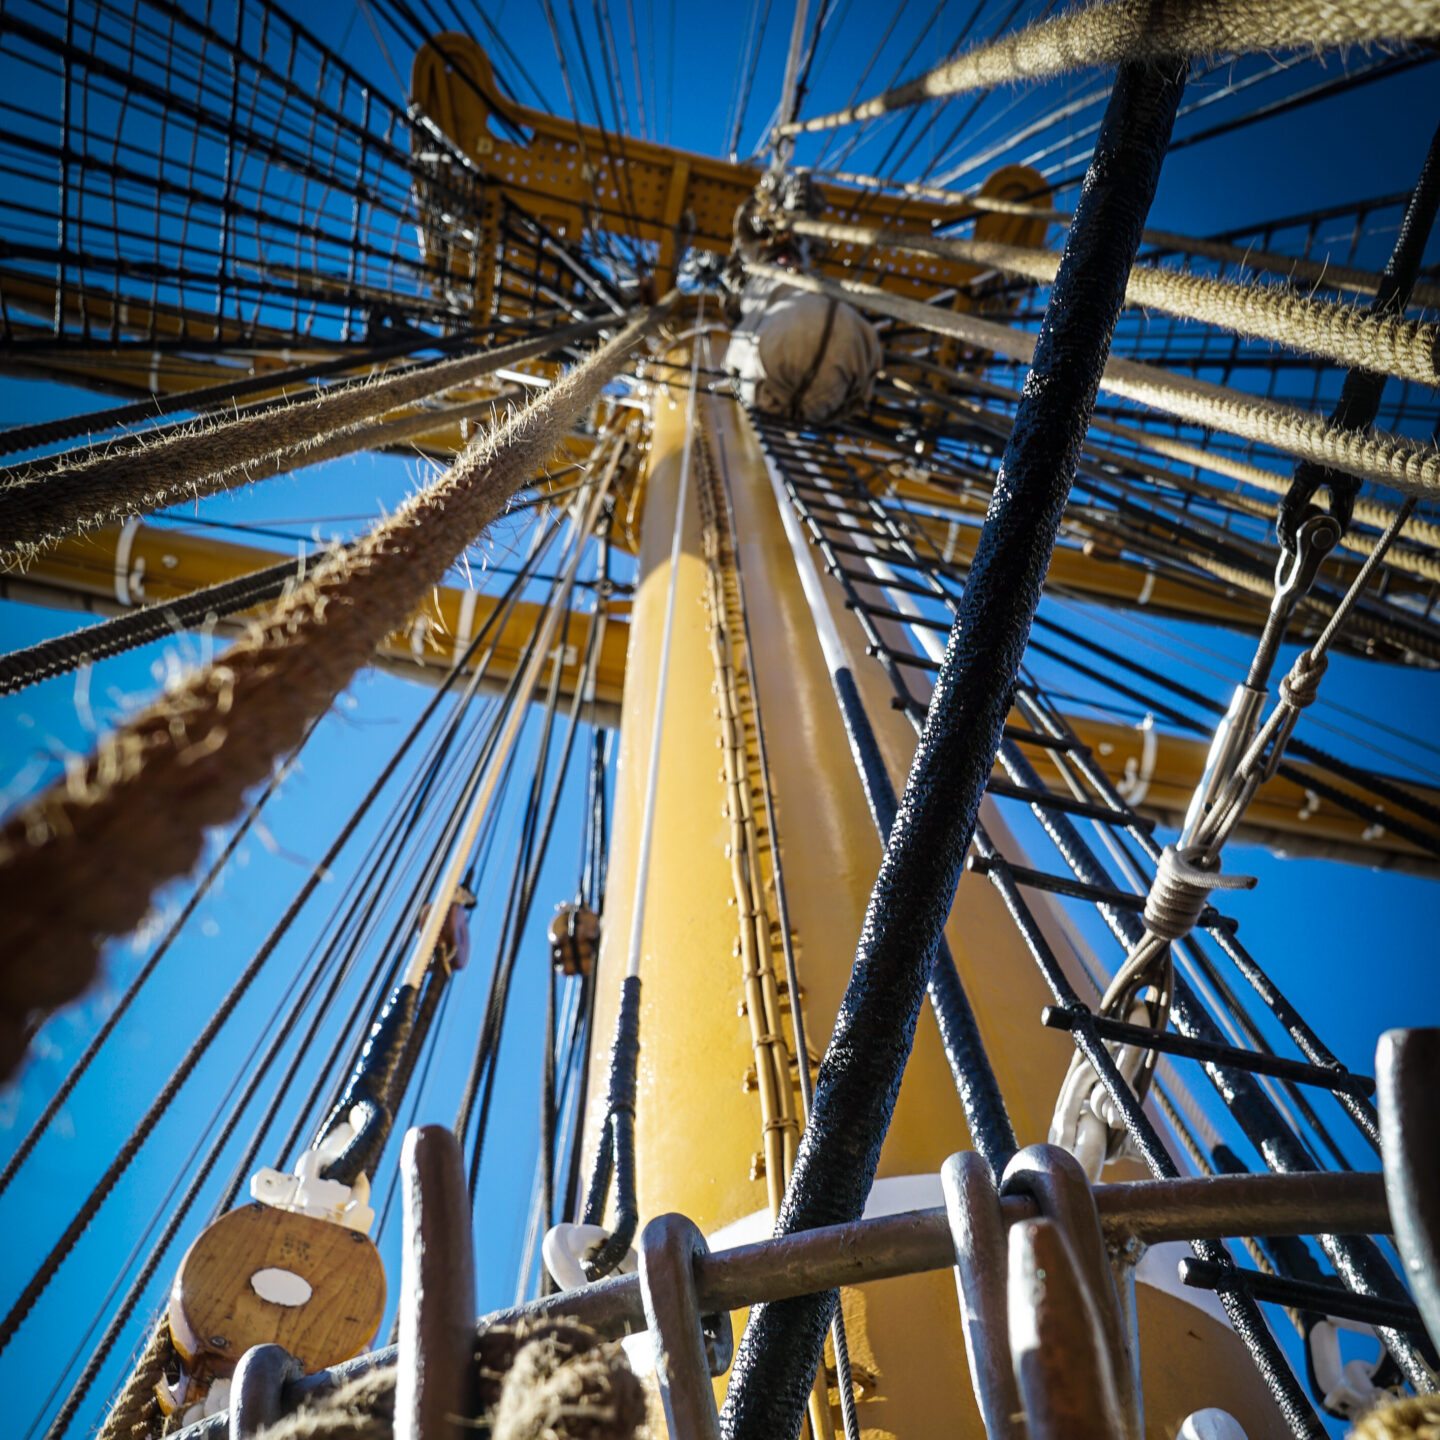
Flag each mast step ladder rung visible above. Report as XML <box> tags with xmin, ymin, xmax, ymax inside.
<box><xmin>1041</xmin><ymin>1006</ymin><xmax>1376</xmax><ymax>1098</ymax></box>
<box><xmin>966</xmin><ymin>854</ymin><xmax>1238</xmax><ymax>934</ymax></box>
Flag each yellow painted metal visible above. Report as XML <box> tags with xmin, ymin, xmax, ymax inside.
<box><xmin>8</xmin><ymin>523</ymin><xmax>627</xmax><ymax>717</ymax></box>
<box><xmin>584</xmin><ymin>353</ymin><xmax>1292</xmax><ymax>1436</ymax></box>
<box><xmin>410</xmin><ymin>35</ymin><xmax>1049</xmax><ymax>300</ymax></box>
<box><xmin>14</xmin><ymin>521</ymin><xmax>1433</xmax><ymax>865</ymax></box>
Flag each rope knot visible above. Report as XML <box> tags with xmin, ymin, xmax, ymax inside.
<box><xmin>1142</xmin><ymin>844</ymin><xmax>1257</xmax><ymax>943</ymax></box>
<box><xmin>1278</xmin><ymin>647</ymin><xmax>1328</xmax><ymax>710</ymax></box>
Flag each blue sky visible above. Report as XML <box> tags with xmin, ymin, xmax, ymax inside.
<box><xmin>0</xmin><ymin>2</ymin><xmax>1438</xmax><ymax>1434</ymax></box>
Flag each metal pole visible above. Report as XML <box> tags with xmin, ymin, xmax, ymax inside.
<box><xmin>721</xmin><ymin>55</ymin><xmax>1188</xmax><ymax>1440</ymax></box>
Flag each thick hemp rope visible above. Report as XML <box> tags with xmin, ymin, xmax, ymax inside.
<box><xmin>779</xmin><ymin>0</ymin><xmax>1440</xmax><ymax>136</ymax></box>
<box><xmin>94</xmin><ymin>1321</ymin><xmax>174</xmax><ymax>1440</ymax></box>
<box><xmin>816</xmin><ymin>174</ymin><xmax>1440</xmax><ymax>310</ymax></box>
<box><xmin>752</xmin><ymin>264</ymin><xmax>1440</xmax><ymax>502</ymax></box>
<box><xmin>922</xmin><ymin>367</ymin><xmax>1440</xmax><ymax>567</ymax></box>
<box><xmin>1052</xmin><ymin>495</ymin><xmax>1418</xmax><ymax>1176</ymax></box>
<box><xmin>0</xmin><ymin>316</ymin><xmax>612</xmax><ymax>567</ymax></box>
<box><xmin>0</xmin><ymin>303</ymin><xmax>667</xmax><ymax>1081</ymax></box>
<box><xmin>248</xmin><ymin>1321</ymin><xmax>645</xmax><ymax>1440</ymax></box>
<box><xmin>1086</xmin><ymin>414</ymin><xmax>1440</xmax><ymax>554</ymax></box>
<box><xmin>792</xmin><ymin>219</ymin><xmax>1440</xmax><ymax>391</ymax></box>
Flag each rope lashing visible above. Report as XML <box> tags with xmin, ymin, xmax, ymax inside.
<box><xmin>0</xmin><ymin>302</ymin><xmax>669</xmax><ymax>1083</ymax></box>
<box><xmin>1051</xmin><ymin>494</ymin><xmax>1418</xmax><ymax>1177</ymax></box>
<box><xmin>790</xmin><ymin>219</ymin><xmax>1440</xmax><ymax>391</ymax></box>
<box><xmin>1140</xmin><ymin>844</ymin><xmax>1257</xmax><ymax>944</ymax></box>
<box><xmin>0</xmin><ymin>314</ymin><xmax>613</xmax><ymax>566</ymax></box>
<box><xmin>777</xmin><ymin>0</ymin><xmax>1440</xmax><ymax>137</ymax></box>
<box><xmin>751</xmin><ymin>263</ymin><xmax>1440</xmax><ymax>503</ymax></box>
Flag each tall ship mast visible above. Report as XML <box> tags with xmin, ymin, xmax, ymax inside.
<box><xmin>0</xmin><ymin>4</ymin><xmax>1437</xmax><ymax>1440</ymax></box>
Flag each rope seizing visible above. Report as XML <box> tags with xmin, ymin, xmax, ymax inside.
<box><xmin>791</xmin><ymin>218</ymin><xmax>1440</xmax><ymax>391</ymax></box>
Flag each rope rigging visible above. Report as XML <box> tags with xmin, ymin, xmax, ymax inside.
<box><xmin>0</xmin><ymin>301</ymin><xmax>668</xmax><ymax>1084</ymax></box>
<box><xmin>1</xmin><ymin>0</ymin><xmax>1439</xmax><ymax>1434</ymax></box>
<box><xmin>0</xmin><ymin>315</ymin><xmax>616</xmax><ymax>566</ymax></box>
<box><xmin>37</xmin><ymin>507</ymin><xmax>576</xmax><ymax>1435</ymax></box>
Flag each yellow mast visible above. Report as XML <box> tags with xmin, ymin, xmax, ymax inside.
<box><xmin>585</xmin><ymin>340</ymin><xmax>1291</xmax><ymax>1434</ymax></box>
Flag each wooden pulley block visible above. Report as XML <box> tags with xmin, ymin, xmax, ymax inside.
<box><xmin>549</xmin><ymin>902</ymin><xmax>600</xmax><ymax>977</ymax></box>
<box><xmin>168</xmin><ymin>1201</ymin><xmax>386</xmax><ymax>1376</ymax></box>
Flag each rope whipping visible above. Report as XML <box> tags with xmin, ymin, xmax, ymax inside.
<box><xmin>752</xmin><ymin>264</ymin><xmax>1440</xmax><ymax>502</ymax></box>
<box><xmin>0</xmin><ymin>315</ymin><xmax>615</xmax><ymax>566</ymax></box>
<box><xmin>0</xmin><ymin>301</ymin><xmax>668</xmax><ymax>1084</ymax></box>
<box><xmin>721</xmin><ymin>55</ymin><xmax>1186</xmax><ymax>1440</ymax></box>
<box><xmin>791</xmin><ymin>218</ymin><xmax>1440</xmax><ymax>390</ymax></box>
<box><xmin>777</xmin><ymin>0</ymin><xmax>1440</xmax><ymax>137</ymax></box>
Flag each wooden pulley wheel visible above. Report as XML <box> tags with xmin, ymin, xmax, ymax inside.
<box><xmin>168</xmin><ymin>1202</ymin><xmax>386</xmax><ymax>1375</ymax></box>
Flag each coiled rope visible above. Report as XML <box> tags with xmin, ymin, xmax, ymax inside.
<box><xmin>0</xmin><ymin>301</ymin><xmax>668</xmax><ymax>1083</ymax></box>
<box><xmin>751</xmin><ymin>264</ymin><xmax>1440</xmax><ymax>502</ymax></box>
<box><xmin>0</xmin><ymin>315</ymin><xmax>612</xmax><ymax>567</ymax></box>
<box><xmin>792</xmin><ymin>218</ymin><xmax>1440</xmax><ymax>391</ymax></box>
<box><xmin>778</xmin><ymin>0</ymin><xmax>1440</xmax><ymax>137</ymax></box>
